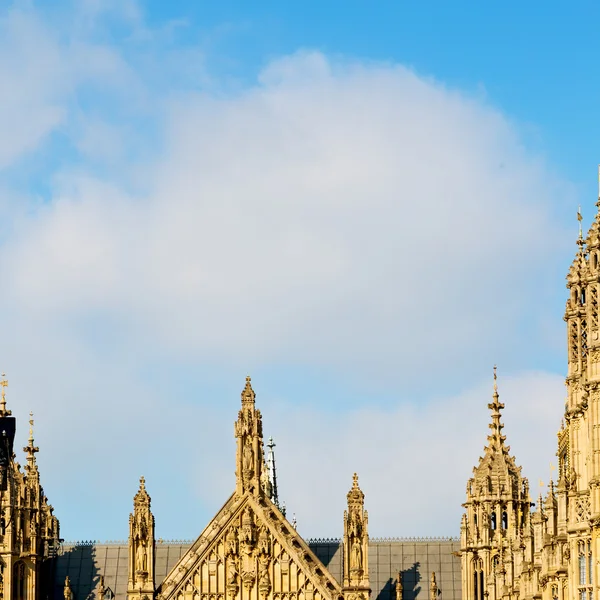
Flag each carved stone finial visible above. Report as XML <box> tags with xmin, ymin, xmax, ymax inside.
<box><xmin>343</xmin><ymin>472</ymin><xmax>369</xmax><ymax>594</ymax></box>
<box><xmin>430</xmin><ymin>572</ymin><xmax>437</xmax><ymax>600</ymax></box>
<box><xmin>64</xmin><ymin>576</ymin><xmax>73</xmax><ymax>600</ymax></box>
<box><xmin>23</xmin><ymin>410</ymin><xmax>39</xmax><ymax>470</ymax></box>
<box><xmin>396</xmin><ymin>572</ymin><xmax>403</xmax><ymax>600</ymax></box>
<box><xmin>241</xmin><ymin>376</ymin><xmax>255</xmax><ymax>405</ymax></box>
<box><xmin>266</xmin><ymin>437</ymin><xmax>280</xmax><ymax>507</ymax></box>
<box><xmin>0</xmin><ymin>374</ymin><xmax>11</xmax><ymax>417</ymax></box>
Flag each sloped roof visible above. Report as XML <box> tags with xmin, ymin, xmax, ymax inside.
<box><xmin>55</xmin><ymin>538</ymin><xmax>461</xmax><ymax>600</ymax></box>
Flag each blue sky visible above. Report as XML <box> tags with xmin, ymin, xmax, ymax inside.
<box><xmin>0</xmin><ymin>0</ymin><xmax>593</xmax><ymax>541</ymax></box>
<box><xmin>138</xmin><ymin>0</ymin><xmax>600</xmax><ymax>194</ymax></box>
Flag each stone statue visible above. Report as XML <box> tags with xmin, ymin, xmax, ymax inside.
<box><xmin>351</xmin><ymin>538</ymin><xmax>362</xmax><ymax>571</ymax></box>
<box><xmin>258</xmin><ymin>554</ymin><xmax>271</xmax><ymax>589</ymax></box>
<box><xmin>243</xmin><ymin>443</ymin><xmax>254</xmax><ymax>473</ymax></box>
<box><xmin>136</xmin><ymin>539</ymin><xmax>148</xmax><ymax>572</ymax></box>
<box><xmin>227</xmin><ymin>559</ymin><xmax>238</xmax><ymax>586</ymax></box>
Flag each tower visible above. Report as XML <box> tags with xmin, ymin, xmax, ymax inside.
<box><xmin>0</xmin><ymin>377</ymin><xmax>60</xmax><ymax>600</ymax></box>
<box><xmin>460</xmin><ymin>368</ymin><xmax>532</xmax><ymax>600</ymax></box>
<box><xmin>560</xmin><ymin>192</ymin><xmax>600</xmax><ymax>599</ymax></box>
<box><xmin>342</xmin><ymin>473</ymin><xmax>370</xmax><ymax>600</ymax></box>
<box><xmin>234</xmin><ymin>377</ymin><xmax>265</xmax><ymax>498</ymax></box>
<box><xmin>127</xmin><ymin>477</ymin><xmax>155</xmax><ymax>600</ymax></box>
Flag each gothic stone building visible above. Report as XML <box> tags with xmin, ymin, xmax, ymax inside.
<box><xmin>4</xmin><ymin>200</ymin><xmax>600</xmax><ymax>600</ymax></box>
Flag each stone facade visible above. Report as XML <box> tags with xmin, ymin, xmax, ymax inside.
<box><xmin>459</xmin><ymin>198</ymin><xmax>600</xmax><ymax>600</ymax></box>
<box><xmin>6</xmin><ymin>192</ymin><xmax>600</xmax><ymax>600</ymax></box>
<box><xmin>0</xmin><ymin>380</ymin><xmax>60</xmax><ymax>600</ymax></box>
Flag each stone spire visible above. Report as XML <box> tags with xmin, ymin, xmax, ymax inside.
<box><xmin>342</xmin><ymin>473</ymin><xmax>370</xmax><ymax>600</ymax></box>
<box><xmin>460</xmin><ymin>367</ymin><xmax>532</xmax><ymax>600</ymax></box>
<box><xmin>468</xmin><ymin>366</ymin><xmax>525</xmax><ymax>498</ymax></box>
<box><xmin>0</xmin><ymin>374</ymin><xmax>11</xmax><ymax>417</ymax></box>
<box><xmin>266</xmin><ymin>436</ymin><xmax>279</xmax><ymax>506</ymax></box>
<box><xmin>234</xmin><ymin>377</ymin><xmax>265</xmax><ymax>497</ymax></box>
<box><xmin>23</xmin><ymin>411</ymin><xmax>39</xmax><ymax>474</ymax></box>
<box><xmin>487</xmin><ymin>365</ymin><xmax>505</xmax><ymax>448</ymax></box>
<box><xmin>127</xmin><ymin>476</ymin><xmax>155</xmax><ymax>600</ymax></box>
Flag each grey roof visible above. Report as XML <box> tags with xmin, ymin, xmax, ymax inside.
<box><xmin>55</xmin><ymin>542</ymin><xmax>190</xmax><ymax>600</ymax></box>
<box><xmin>55</xmin><ymin>539</ymin><xmax>461</xmax><ymax>600</ymax></box>
<box><xmin>309</xmin><ymin>540</ymin><xmax>461</xmax><ymax>600</ymax></box>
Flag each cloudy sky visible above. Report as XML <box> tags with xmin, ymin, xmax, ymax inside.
<box><xmin>0</xmin><ymin>0</ymin><xmax>597</xmax><ymax>542</ymax></box>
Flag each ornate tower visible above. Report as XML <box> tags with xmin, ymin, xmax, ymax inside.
<box><xmin>460</xmin><ymin>368</ymin><xmax>532</xmax><ymax>600</ymax></box>
<box><xmin>235</xmin><ymin>377</ymin><xmax>265</xmax><ymax>498</ymax></box>
<box><xmin>342</xmin><ymin>474</ymin><xmax>370</xmax><ymax>600</ymax></box>
<box><xmin>127</xmin><ymin>477</ymin><xmax>155</xmax><ymax>600</ymax></box>
<box><xmin>560</xmin><ymin>195</ymin><xmax>600</xmax><ymax>599</ymax></box>
<box><xmin>0</xmin><ymin>377</ymin><xmax>60</xmax><ymax>600</ymax></box>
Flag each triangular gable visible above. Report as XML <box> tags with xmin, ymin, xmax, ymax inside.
<box><xmin>157</xmin><ymin>492</ymin><xmax>341</xmax><ymax>600</ymax></box>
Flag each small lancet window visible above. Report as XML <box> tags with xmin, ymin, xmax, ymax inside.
<box><xmin>502</xmin><ymin>511</ymin><xmax>508</xmax><ymax>529</ymax></box>
<box><xmin>491</xmin><ymin>512</ymin><xmax>497</xmax><ymax>530</ymax></box>
<box><xmin>594</xmin><ymin>253</ymin><xmax>598</xmax><ymax>270</ymax></box>
<box><xmin>582</xmin><ymin>289</ymin><xmax>586</xmax><ymax>305</ymax></box>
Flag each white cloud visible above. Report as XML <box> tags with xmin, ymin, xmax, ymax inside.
<box><xmin>2</xmin><ymin>52</ymin><xmax>572</xmax><ymax>378</ymax></box>
<box><xmin>0</xmin><ymin>7</ymin><xmax>67</xmax><ymax>168</ymax></box>
<box><xmin>261</xmin><ymin>369</ymin><xmax>565</xmax><ymax>538</ymax></box>
<box><xmin>0</xmin><ymin>29</ymin><xmax>573</xmax><ymax>541</ymax></box>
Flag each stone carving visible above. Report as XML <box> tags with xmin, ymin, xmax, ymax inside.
<box><xmin>64</xmin><ymin>576</ymin><xmax>73</xmax><ymax>600</ymax></box>
<box><xmin>136</xmin><ymin>538</ymin><xmax>148</xmax><ymax>573</ymax></box>
<box><xmin>342</xmin><ymin>473</ymin><xmax>369</xmax><ymax>599</ymax></box>
<box><xmin>128</xmin><ymin>476</ymin><xmax>155</xmax><ymax>599</ymax></box>
<box><xmin>243</xmin><ymin>443</ymin><xmax>254</xmax><ymax>479</ymax></box>
<box><xmin>395</xmin><ymin>572</ymin><xmax>402</xmax><ymax>600</ymax></box>
<box><xmin>350</xmin><ymin>539</ymin><xmax>362</xmax><ymax>572</ymax></box>
<box><xmin>226</xmin><ymin>528</ymin><xmax>238</xmax><ymax>557</ymax></box>
<box><xmin>429</xmin><ymin>572</ymin><xmax>437</xmax><ymax>600</ymax></box>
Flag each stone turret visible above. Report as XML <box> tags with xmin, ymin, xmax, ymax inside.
<box><xmin>235</xmin><ymin>377</ymin><xmax>265</xmax><ymax>498</ymax></box>
<box><xmin>127</xmin><ymin>476</ymin><xmax>155</xmax><ymax>600</ymax></box>
<box><xmin>460</xmin><ymin>367</ymin><xmax>532</xmax><ymax>600</ymax></box>
<box><xmin>342</xmin><ymin>473</ymin><xmax>370</xmax><ymax>600</ymax></box>
<box><xmin>0</xmin><ymin>376</ymin><xmax>60</xmax><ymax>600</ymax></box>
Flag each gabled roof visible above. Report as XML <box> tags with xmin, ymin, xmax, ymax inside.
<box><xmin>157</xmin><ymin>491</ymin><xmax>342</xmax><ymax>600</ymax></box>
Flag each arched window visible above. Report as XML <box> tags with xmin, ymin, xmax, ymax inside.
<box><xmin>502</xmin><ymin>510</ymin><xmax>508</xmax><ymax>529</ymax></box>
<box><xmin>472</xmin><ymin>559</ymin><xmax>484</xmax><ymax>600</ymax></box>
<box><xmin>491</xmin><ymin>512</ymin><xmax>497</xmax><ymax>531</ymax></box>
<box><xmin>578</xmin><ymin>538</ymin><xmax>593</xmax><ymax>598</ymax></box>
